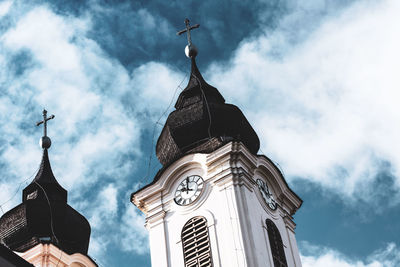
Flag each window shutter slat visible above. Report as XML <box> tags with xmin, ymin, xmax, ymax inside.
<box><xmin>181</xmin><ymin>217</ymin><xmax>213</xmax><ymax>267</ymax></box>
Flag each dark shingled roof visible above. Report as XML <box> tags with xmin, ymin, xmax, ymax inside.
<box><xmin>0</xmin><ymin>243</ymin><xmax>34</xmax><ymax>266</ymax></box>
<box><xmin>156</xmin><ymin>57</ymin><xmax>260</xmax><ymax>166</ymax></box>
<box><xmin>0</xmin><ymin>149</ymin><xmax>91</xmax><ymax>255</ymax></box>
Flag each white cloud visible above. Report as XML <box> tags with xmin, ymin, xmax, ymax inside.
<box><xmin>0</xmin><ymin>0</ymin><xmax>13</xmax><ymax>17</ymax></box>
<box><xmin>131</xmin><ymin>61</ymin><xmax>186</xmax><ymax>119</ymax></box>
<box><xmin>0</xmin><ymin>183</ymin><xmax>22</xmax><ymax>213</ymax></box>
<box><xmin>119</xmin><ymin>203</ymin><xmax>149</xmax><ymax>255</ymax></box>
<box><xmin>3</xmin><ymin>7</ymin><xmax>87</xmax><ymax>72</ymax></box>
<box><xmin>85</xmin><ymin>190</ymin><xmax>148</xmax><ymax>257</ymax></box>
<box><xmin>0</xmin><ymin>6</ymin><xmax>140</xmax><ymax>191</ymax></box>
<box><xmin>207</xmin><ymin>0</ymin><xmax>400</xmax><ymax>204</ymax></box>
<box><xmin>301</xmin><ymin>242</ymin><xmax>400</xmax><ymax>267</ymax></box>
<box><xmin>367</xmin><ymin>243</ymin><xmax>400</xmax><ymax>267</ymax></box>
<box><xmin>0</xmin><ymin>5</ymin><xmax>143</xmax><ymax>261</ymax></box>
<box><xmin>89</xmin><ymin>184</ymin><xmax>118</xmax><ymax>227</ymax></box>
<box><xmin>78</xmin><ymin>183</ymin><xmax>121</xmax><ymax>262</ymax></box>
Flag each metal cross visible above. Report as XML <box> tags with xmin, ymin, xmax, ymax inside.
<box><xmin>36</xmin><ymin>109</ymin><xmax>55</xmax><ymax>137</ymax></box>
<box><xmin>177</xmin><ymin>18</ymin><xmax>200</xmax><ymax>46</ymax></box>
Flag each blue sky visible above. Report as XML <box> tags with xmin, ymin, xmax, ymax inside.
<box><xmin>0</xmin><ymin>0</ymin><xmax>399</xmax><ymax>266</ymax></box>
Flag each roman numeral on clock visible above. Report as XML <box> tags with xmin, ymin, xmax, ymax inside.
<box><xmin>174</xmin><ymin>175</ymin><xmax>204</xmax><ymax>206</ymax></box>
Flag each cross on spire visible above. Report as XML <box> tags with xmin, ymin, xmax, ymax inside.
<box><xmin>177</xmin><ymin>18</ymin><xmax>200</xmax><ymax>47</ymax></box>
<box><xmin>36</xmin><ymin>109</ymin><xmax>55</xmax><ymax>137</ymax></box>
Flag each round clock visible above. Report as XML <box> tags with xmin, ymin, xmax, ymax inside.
<box><xmin>174</xmin><ymin>175</ymin><xmax>204</xmax><ymax>206</ymax></box>
<box><xmin>256</xmin><ymin>179</ymin><xmax>277</xmax><ymax>210</ymax></box>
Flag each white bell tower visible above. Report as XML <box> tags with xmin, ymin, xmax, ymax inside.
<box><xmin>131</xmin><ymin>18</ymin><xmax>303</xmax><ymax>267</ymax></box>
<box><xmin>132</xmin><ymin>142</ymin><xmax>302</xmax><ymax>267</ymax></box>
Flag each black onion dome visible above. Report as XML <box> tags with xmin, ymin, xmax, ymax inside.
<box><xmin>156</xmin><ymin>58</ymin><xmax>260</xmax><ymax>166</ymax></box>
<box><xmin>0</xmin><ymin>149</ymin><xmax>91</xmax><ymax>255</ymax></box>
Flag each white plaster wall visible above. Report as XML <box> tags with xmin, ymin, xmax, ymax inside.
<box><xmin>242</xmin><ymin>172</ymin><xmax>302</xmax><ymax>267</ymax></box>
<box><xmin>137</xmin><ymin>143</ymin><xmax>302</xmax><ymax>267</ymax></box>
<box><xmin>148</xmin><ymin>222</ymin><xmax>169</xmax><ymax>267</ymax></box>
<box><xmin>162</xmin><ymin>170</ymin><xmax>241</xmax><ymax>267</ymax></box>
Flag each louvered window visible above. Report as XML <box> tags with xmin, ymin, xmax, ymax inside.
<box><xmin>266</xmin><ymin>219</ymin><xmax>288</xmax><ymax>267</ymax></box>
<box><xmin>181</xmin><ymin>216</ymin><xmax>213</xmax><ymax>267</ymax></box>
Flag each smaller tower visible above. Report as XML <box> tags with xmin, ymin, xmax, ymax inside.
<box><xmin>0</xmin><ymin>109</ymin><xmax>97</xmax><ymax>267</ymax></box>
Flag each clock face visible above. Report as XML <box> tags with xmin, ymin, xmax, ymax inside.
<box><xmin>256</xmin><ymin>179</ymin><xmax>277</xmax><ymax>210</ymax></box>
<box><xmin>174</xmin><ymin>175</ymin><xmax>204</xmax><ymax>206</ymax></box>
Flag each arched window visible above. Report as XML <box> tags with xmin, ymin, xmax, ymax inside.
<box><xmin>266</xmin><ymin>219</ymin><xmax>288</xmax><ymax>267</ymax></box>
<box><xmin>181</xmin><ymin>216</ymin><xmax>213</xmax><ymax>267</ymax></box>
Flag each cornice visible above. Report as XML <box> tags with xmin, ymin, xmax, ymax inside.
<box><xmin>133</xmin><ymin>141</ymin><xmax>302</xmax><ymax>219</ymax></box>
<box><xmin>17</xmin><ymin>243</ymin><xmax>97</xmax><ymax>266</ymax></box>
<box><xmin>283</xmin><ymin>215</ymin><xmax>297</xmax><ymax>232</ymax></box>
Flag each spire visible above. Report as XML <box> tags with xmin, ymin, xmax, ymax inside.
<box><xmin>175</xmin><ymin>57</ymin><xmax>225</xmax><ymax>109</ymax></box>
<box><xmin>32</xmin><ymin>109</ymin><xmax>60</xmax><ymax>186</ymax></box>
<box><xmin>32</xmin><ymin>149</ymin><xmax>60</xmax><ymax>185</ymax></box>
<box><xmin>175</xmin><ymin>19</ymin><xmax>224</xmax><ymax>109</ymax></box>
<box><xmin>155</xmin><ymin>19</ymin><xmax>260</xmax><ymax>166</ymax></box>
<box><xmin>24</xmin><ymin>109</ymin><xmax>66</xmax><ymax>202</ymax></box>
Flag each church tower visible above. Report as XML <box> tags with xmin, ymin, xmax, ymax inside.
<box><xmin>0</xmin><ymin>110</ymin><xmax>97</xmax><ymax>267</ymax></box>
<box><xmin>131</xmin><ymin>19</ymin><xmax>303</xmax><ymax>267</ymax></box>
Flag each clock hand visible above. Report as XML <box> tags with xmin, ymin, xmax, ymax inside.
<box><xmin>183</xmin><ymin>177</ymin><xmax>190</xmax><ymax>192</ymax></box>
<box><xmin>181</xmin><ymin>177</ymin><xmax>190</xmax><ymax>192</ymax></box>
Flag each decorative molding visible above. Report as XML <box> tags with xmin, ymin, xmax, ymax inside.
<box><xmin>283</xmin><ymin>215</ymin><xmax>297</xmax><ymax>233</ymax></box>
<box><xmin>146</xmin><ymin>210</ymin><xmax>166</xmax><ymax>229</ymax></box>
<box><xmin>16</xmin><ymin>243</ymin><xmax>97</xmax><ymax>266</ymax></box>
